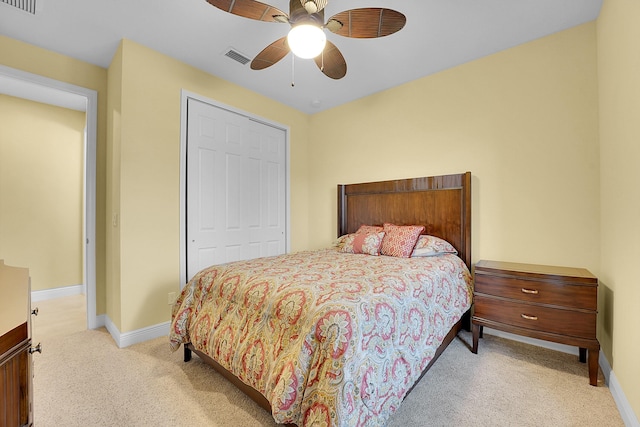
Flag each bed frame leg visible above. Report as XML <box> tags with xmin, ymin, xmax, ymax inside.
<box><xmin>184</xmin><ymin>345</ymin><xmax>192</xmax><ymax>362</ymax></box>
<box><xmin>461</xmin><ymin>310</ymin><xmax>472</xmax><ymax>332</ymax></box>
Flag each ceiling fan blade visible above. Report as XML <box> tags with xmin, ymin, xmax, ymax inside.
<box><xmin>326</xmin><ymin>8</ymin><xmax>406</xmax><ymax>38</ymax></box>
<box><xmin>206</xmin><ymin>0</ymin><xmax>288</xmax><ymax>22</ymax></box>
<box><xmin>251</xmin><ymin>37</ymin><xmax>291</xmax><ymax>70</ymax></box>
<box><xmin>314</xmin><ymin>40</ymin><xmax>346</xmax><ymax>79</ymax></box>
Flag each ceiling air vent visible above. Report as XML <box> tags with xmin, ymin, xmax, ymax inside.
<box><xmin>224</xmin><ymin>48</ymin><xmax>251</xmax><ymax>66</ymax></box>
<box><xmin>1</xmin><ymin>0</ymin><xmax>37</xmax><ymax>14</ymax></box>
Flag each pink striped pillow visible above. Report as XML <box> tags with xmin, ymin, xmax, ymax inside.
<box><xmin>380</xmin><ymin>223</ymin><xmax>425</xmax><ymax>258</ymax></box>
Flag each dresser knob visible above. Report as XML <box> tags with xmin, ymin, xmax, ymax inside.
<box><xmin>31</xmin><ymin>307</ymin><xmax>39</xmax><ymax>316</ymax></box>
<box><xmin>521</xmin><ymin>314</ymin><xmax>538</xmax><ymax>321</ymax></box>
<box><xmin>29</xmin><ymin>343</ymin><xmax>42</xmax><ymax>354</ymax></box>
<box><xmin>521</xmin><ymin>288</ymin><xmax>539</xmax><ymax>295</ymax></box>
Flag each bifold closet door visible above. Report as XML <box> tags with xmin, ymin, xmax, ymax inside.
<box><xmin>186</xmin><ymin>98</ymin><xmax>286</xmax><ymax>281</ymax></box>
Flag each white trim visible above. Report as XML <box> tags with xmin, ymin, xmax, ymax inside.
<box><xmin>0</xmin><ymin>65</ymin><xmax>98</xmax><ymax>330</ymax></box>
<box><xmin>178</xmin><ymin>89</ymin><xmax>291</xmax><ymax>289</ymax></box>
<box><xmin>31</xmin><ymin>284</ymin><xmax>84</xmax><ymax>302</ymax></box>
<box><xmin>179</xmin><ymin>91</ymin><xmax>188</xmax><ymax>290</ymax></box>
<box><xmin>84</xmin><ymin>87</ymin><xmax>98</xmax><ymax>330</ymax></box>
<box><xmin>104</xmin><ymin>316</ymin><xmax>170</xmax><ymax>348</ymax></box>
<box><xmin>95</xmin><ymin>314</ymin><xmax>106</xmax><ymax>328</ymax></box>
<box><xmin>285</xmin><ymin>113</ymin><xmax>291</xmax><ymax>255</ymax></box>
<box><xmin>609</xmin><ymin>371</ymin><xmax>640</xmax><ymax>427</ymax></box>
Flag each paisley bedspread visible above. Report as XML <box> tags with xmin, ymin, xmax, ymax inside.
<box><xmin>169</xmin><ymin>249</ymin><xmax>472</xmax><ymax>426</ymax></box>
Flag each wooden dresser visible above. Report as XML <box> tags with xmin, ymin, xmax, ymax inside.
<box><xmin>0</xmin><ymin>260</ymin><xmax>34</xmax><ymax>426</ymax></box>
<box><xmin>471</xmin><ymin>260</ymin><xmax>600</xmax><ymax>386</ymax></box>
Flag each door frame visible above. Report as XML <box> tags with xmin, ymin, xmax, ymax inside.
<box><xmin>0</xmin><ymin>65</ymin><xmax>99</xmax><ymax>329</ymax></box>
<box><xmin>179</xmin><ymin>90</ymin><xmax>291</xmax><ymax>288</ymax></box>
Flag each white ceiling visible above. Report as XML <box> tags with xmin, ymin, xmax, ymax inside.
<box><xmin>0</xmin><ymin>0</ymin><xmax>602</xmax><ymax>114</ymax></box>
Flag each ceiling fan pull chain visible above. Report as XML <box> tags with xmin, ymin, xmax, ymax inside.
<box><xmin>291</xmin><ymin>54</ymin><xmax>295</xmax><ymax>87</ymax></box>
<box><xmin>321</xmin><ymin>49</ymin><xmax>325</xmax><ymax>72</ymax></box>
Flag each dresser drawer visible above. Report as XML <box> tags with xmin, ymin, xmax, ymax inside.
<box><xmin>475</xmin><ymin>273</ymin><xmax>597</xmax><ymax>310</ymax></box>
<box><xmin>474</xmin><ymin>295</ymin><xmax>597</xmax><ymax>339</ymax></box>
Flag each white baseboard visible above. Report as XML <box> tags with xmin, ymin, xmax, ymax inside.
<box><xmin>29</xmin><ymin>289</ymin><xmax>167</xmax><ymax>348</ymax></box>
<box><xmin>104</xmin><ymin>316</ymin><xmax>170</xmax><ymax>348</ymax></box>
<box><xmin>94</xmin><ymin>314</ymin><xmax>106</xmax><ymax>329</ymax></box>
<box><xmin>609</xmin><ymin>371</ymin><xmax>640</xmax><ymax>427</ymax></box>
<box><xmin>31</xmin><ymin>284</ymin><xmax>84</xmax><ymax>302</ymax></box>
<box><xmin>484</xmin><ymin>328</ymin><xmax>639</xmax><ymax>426</ymax></box>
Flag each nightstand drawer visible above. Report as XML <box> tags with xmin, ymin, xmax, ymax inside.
<box><xmin>474</xmin><ymin>273</ymin><xmax>596</xmax><ymax>310</ymax></box>
<box><xmin>474</xmin><ymin>295</ymin><xmax>597</xmax><ymax>339</ymax></box>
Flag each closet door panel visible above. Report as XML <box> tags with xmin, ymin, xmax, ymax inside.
<box><xmin>186</xmin><ymin>99</ymin><xmax>287</xmax><ymax>281</ymax></box>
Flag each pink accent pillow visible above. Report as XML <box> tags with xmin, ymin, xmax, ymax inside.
<box><xmin>340</xmin><ymin>231</ymin><xmax>385</xmax><ymax>256</ymax></box>
<box><xmin>356</xmin><ymin>224</ymin><xmax>383</xmax><ymax>234</ymax></box>
<box><xmin>411</xmin><ymin>235</ymin><xmax>458</xmax><ymax>257</ymax></box>
<box><xmin>381</xmin><ymin>223</ymin><xmax>425</xmax><ymax>258</ymax></box>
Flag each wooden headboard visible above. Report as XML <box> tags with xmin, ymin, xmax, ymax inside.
<box><xmin>337</xmin><ymin>172</ymin><xmax>472</xmax><ymax>269</ymax></box>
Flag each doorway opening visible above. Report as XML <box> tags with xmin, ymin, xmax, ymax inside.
<box><xmin>0</xmin><ymin>65</ymin><xmax>99</xmax><ymax>329</ymax></box>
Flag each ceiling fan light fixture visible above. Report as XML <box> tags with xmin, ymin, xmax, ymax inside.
<box><xmin>300</xmin><ymin>0</ymin><xmax>327</xmax><ymax>14</ymax></box>
<box><xmin>302</xmin><ymin>0</ymin><xmax>318</xmax><ymax>13</ymax></box>
<box><xmin>287</xmin><ymin>24</ymin><xmax>326</xmax><ymax>59</ymax></box>
<box><xmin>325</xmin><ymin>19</ymin><xmax>343</xmax><ymax>33</ymax></box>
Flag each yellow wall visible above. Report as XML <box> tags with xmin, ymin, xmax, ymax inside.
<box><xmin>0</xmin><ymin>35</ymin><xmax>108</xmax><ymax>313</ymax></box>
<box><xmin>109</xmin><ymin>39</ymin><xmax>310</xmax><ymax>333</ymax></box>
<box><xmin>0</xmin><ymin>95</ymin><xmax>84</xmax><ymax>291</ymax></box>
<box><xmin>308</xmin><ymin>23</ymin><xmax>600</xmax><ymax>273</ymax></box>
<box><xmin>597</xmin><ymin>0</ymin><xmax>640</xmax><ymax>419</ymax></box>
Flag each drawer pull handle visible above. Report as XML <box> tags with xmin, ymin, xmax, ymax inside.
<box><xmin>521</xmin><ymin>314</ymin><xmax>538</xmax><ymax>321</ymax></box>
<box><xmin>521</xmin><ymin>288</ymin><xmax>539</xmax><ymax>295</ymax></box>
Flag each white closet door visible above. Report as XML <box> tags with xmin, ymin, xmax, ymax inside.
<box><xmin>186</xmin><ymin>98</ymin><xmax>286</xmax><ymax>281</ymax></box>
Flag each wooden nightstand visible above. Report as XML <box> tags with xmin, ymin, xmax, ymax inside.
<box><xmin>471</xmin><ymin>260</ymin><xmax>600</xmax><ymax>386</ymax></box>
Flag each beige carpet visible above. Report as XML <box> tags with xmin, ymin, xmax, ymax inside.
<box><xmin>32</xmin><ymin>295</ymin><xmax>624</xmax><ymax>426</ymax></box>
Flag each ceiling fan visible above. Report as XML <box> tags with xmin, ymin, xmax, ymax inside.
<box><xmin>206</xmin><ymin>0</ymin><xmax>407</xmax><ymax>80</ymax></box>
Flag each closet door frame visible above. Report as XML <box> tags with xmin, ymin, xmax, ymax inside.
<box><xmin>178</xmin><ymin>90</ymin><xmax>291</xmax><ymax>288</ymax></box>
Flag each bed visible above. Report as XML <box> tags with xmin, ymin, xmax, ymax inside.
<box><xmin>170</xmin><ymin>171</ymin><xmax>472</xmax><ymax>426</ymax></box>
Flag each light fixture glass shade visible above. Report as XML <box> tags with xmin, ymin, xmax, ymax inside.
<box><xmin>287</xmin><ymin>24</ymin><xmax>326</xmax><ymax>59</ymax></box>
